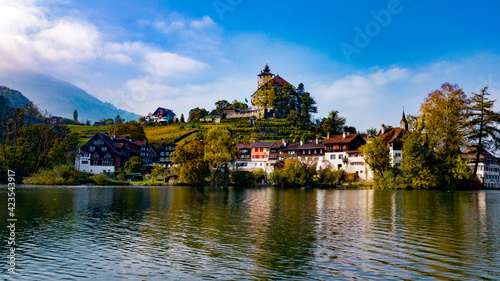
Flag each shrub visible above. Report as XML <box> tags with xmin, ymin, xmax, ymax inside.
<box><xmin>317</xmin><ymin>166</ymin><xmax>343</xmax><ymax>187</ymax></box>
<box><xmin>93</xmin><ymin>173</ymin><xmax>112</xmax><ymax>185</ymax></box>
<box><xmin>230</xmin><ymin>170</ymin><xmax>254</xmax><ymax>187</ymax></box>
<box><xmin>252</xmin><ymin>169</ymin><xmax>267</xmax><ymax>184</ymax></box>
<box><xmin>23</xmin><ymin>165</ymin><xmax>80</xmax><ymax>185</ymax></box>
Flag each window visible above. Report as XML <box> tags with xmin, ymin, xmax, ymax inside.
<box><xmin>81</xmin><ymin>160</ymin><xmax>89</xmax><ymax>165</ymax></box>
<box><xmin>314</xmin><ymin>149</ymin><xmax>317</xmax><ymax>154</ymax></box>
<box><xmin>90</xmin><ymin>146</ymin><xmax>95</xmax><ymax>152</ymax></box>
<box><xmin>395</xmin><ymin>163</ymin><xmax>401</xmax><ymax>167</ymax></box>
<box><xmin>331</xmin><ymin>155</ymin><xmax>336</xmax><ymax>160</ymax></box>
<box><xmin>101</xmin><ymin>146</ymin><xmax>107</xmax><ymax>152</ymax></box>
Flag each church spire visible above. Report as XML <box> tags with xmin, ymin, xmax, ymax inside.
<box><xmin>400</xmin><ymin>108</ymin><xmax>408</xmax><ymax>131</ymax></box>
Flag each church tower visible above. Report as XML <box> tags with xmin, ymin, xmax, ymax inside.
<box><xmin>400</xmin><ymin>109</ymin><xmax>408</xmax><ymax>131</ymax></box>
<box><xmin>257</xmin><ymin>63</ymin><xmax>275</xmax><ymax>88</ymax></box>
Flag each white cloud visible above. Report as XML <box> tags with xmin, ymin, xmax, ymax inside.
<box><xmin>143</xmin><ymin>52</ymin><xmax>208</xmax><ymax>78</ymax></box>
<box><xmin>33</xmin><ymin>20</ymin><xmax>101</xmax><ymax>62</ymax></box>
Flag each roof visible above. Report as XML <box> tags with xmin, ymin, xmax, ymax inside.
<box><xmin>257</xmin><ymin>64</ymin><xmax>273</xmax><ymax>77</ymax></box>
<box><xmin>271</xmin><ymin>141</ymin><xmax>285</xmax><ymax>149</ymax></box>
<box><xmin>272</xmin><ymin>75</ymin><xmax>290</xmax><ymax>86</ymax></box>
<box><xmin>379</xmin><ymin>127</ymin><xmax>406</xmax><ymax>144</ymax></box>
<box><xmin>463</xmin><ymin>148</ymin><xmax>499</xmax><ymax>160</ymax></box>
<box><xmin>282</xmin><ymin>142</ymin><xmax>301</xmax><ymax>151</ymax></box>
<box><xmin>135</xmin><ymin>141</ymin><xmax>147</xmax><ymax>146</ymax></box>
<box><xmin>236</xmin><ymin>143</ymin><xmax>252</xmax><ymax>149</ymax></box>
<box><xmin>152</xmin><ymin>107</ymin><xmax>175</xmax><ymax>117</ymax></box>
<box><xmin>252</xmin><ymin>141</ymin><xmax>275</xmax><ymax>148</ymax></box>
<box><xmin>299</xmin><ymin>140</ymin><xmax>325</xmax><ymax>149</ymax></box>
<box><xmin>93</xmin><ymin>133</ymin><xmax>122</xmax><ymax>155</ymax></box>
<box><xmin>324</xmin><ymin>134</ymin><xmax>361</xmax><ymax>145</ymax></box>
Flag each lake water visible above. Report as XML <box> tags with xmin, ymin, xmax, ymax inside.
<box><xmin>1</xmin><ymin>186</ymin><xmax>499</xmax><ymax>280</ymax></box>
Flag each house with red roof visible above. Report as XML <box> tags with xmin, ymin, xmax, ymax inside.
<box><xmin>324</xmin><ymin>132</ymin><xmax>367</xmax><ymax>180</ymax></box>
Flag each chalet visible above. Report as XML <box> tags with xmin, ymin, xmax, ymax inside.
<box><xmin>49</xmin><ymin>116</ymin><xmax>62</xmax><ymax>124</ymax></box>
<box><xmin>378</xmin><ymin>111</ymin><xmax>408</xmax><ymax>167</ymax></box>
<box><xmin>251</xmin><ymin>141</ymin><xmax>275</xmax><ymax>171</ymax></box>
<box><xmin>146</xmin><ymin>107</ymin><xmax>176</xmax><ymax>123</ymax></box>
<box><xmin>279</xmin><ymin>142</ymin><xmax>301</xmax><ymax>162</ymax></box>
<box><xmin>112</xmin><ymin>135</ymin><xmax>157</xmax><ymax>165</ymax></box>
<box><xmin>324</xmin><ymin>133</ymin><xmax>366</xmax><ymax>172</ymax></box>
<box><xmin>235</xmin><ymin>143</ymin><xmax>252</xmax><ymax>169</ymax></box>
<box><xmin>297</xmin><ymin>139</ymin><xmax>326</xmax><ymax>170</ymax></box>
<box><xmin>463</xmin><ymin>148</ymin><xmax>500</xmax><ymax>188</ymax></box>
<box><xmin>75</xmin><ymin>133</ymin><xmax>124</xmax><ymax>174</ymax></box>
<box><xmin>157</xmin><ymin>143</ymin><xmax>176</xmax><ymax>168</ymax></box>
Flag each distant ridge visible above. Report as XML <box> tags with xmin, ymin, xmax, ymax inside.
<box><xmin>0</xmin><ymin>70</ymin><xmax>141</xmax><ymax>122</ymax></box>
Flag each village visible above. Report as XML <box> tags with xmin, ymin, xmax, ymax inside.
<box><xmin>72</xmin><ymin>65</ymin><xmax>500</xmax><ymax>188</ymax></box>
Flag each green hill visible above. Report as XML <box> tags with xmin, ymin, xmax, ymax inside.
<box><xmin>0</xmin><ymin>86</ymin><xmax>31</xmax><ymax>108</ymax></box>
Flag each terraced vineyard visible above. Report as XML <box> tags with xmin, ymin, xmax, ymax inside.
<box><xmin>144</xmin><ymin>125</ymin><xmax>197</xmax><ymax>144</ymax></box>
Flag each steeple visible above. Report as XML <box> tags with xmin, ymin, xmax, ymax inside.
<box><xmin>400</xmin><ymin>108</ymin><xmax>408</xmax><ymax>131</ymax></box>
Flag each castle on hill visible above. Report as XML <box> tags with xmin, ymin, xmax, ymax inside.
<box><xmin>224</xmin><ymin>63</ymin><xmax>291</xmax><ymax>119</ymax></box>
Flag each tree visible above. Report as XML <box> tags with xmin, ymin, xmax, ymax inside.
<box><xmin>344</xmin><ymin>126</ymin><xmax>357</xmax><ymax>135</ymax></box>
<box><xmin>73</xmin><ymin>109</ymin><xmax>78</xmax><ymax>122</ymax></box>
<box><xmin>138</xmin><ymin>117</ymin><xmax>145</xmax><ymax>123</ymax></box>
<box><xmin>215</xmin><ymin>100</ymin><xmax>231</xmax><ymax>114</ymax></box>
<box><xmin>204</xmin><ymin>127</ymin><xmax>237</xmax><ymax>187</ymax></box>
<box><xmin>417</xmin><ymin>83</ymin><xmax>470</xmax><ymax>188</ymax></box>
<box><xmin>107</xmin><ymin>121</ymin><xmax>147</xmax><ymax>141</ymax></box>
<box><xmin>253</xmin><ymin>78</ymin><xmax>275</xmax><ymax>111</ymax></box>
<box><xmin>366</xmin><ymin>128</ymin><xmax>378</xmax><ymax>136</ymax></box>
<box><xmin>115</xmin><ymin>115</ymin><xmax>124</xmax><ymax>124</ymax></box>
<box><xmin>272</xmin><ymin>84</ymin><xmax>295</xmax><ymax>118</ymax></box>
<box><xmin>151</xmin><ymin>164</ymin><xmax>166</xmax><ymax>183</ymax></box>
<box><xmin>362</xmin><ymin>137</ymin><xmax>391</xmax><ymax>179</ymax></box>
<box><xmin>188</xmin><ymin>107</ymin><xmax>208</xmax><ymax>122</ymax></box>
<box><xmin>401</xmin><ymin>131</ymin><xmax>439</xmax><ymax>189</ymax></box>
<box><xmin>230</xmin><ymin>100</ymin><xmax>249</xmax><ymax>110</ymax></box>
<box><xmin>180</xmin><ymin>114</ymin><xmax>185</xmax><ymax>123</ymax></box>
<box><xmin>300</xmin><ymin>91</ymin><xmax>317</xmax><ymax>127</ymax></box>
<box><xmin>419</xmin><ymin>83</ymin><xmax>468</xmax><ymax>156</ymax></box>
<box><xmin>321</xmin><ymin>110</ymin><xmax>346</xmax><ymax>136</ymax></box>
<box><xmin>465</xmin><ymin>86</ymin><xmax>500</xmax><ymax>176</ymax></box>
<box><xmin>85</xmin><ymin>120</ymin><xmax>91</xmax><ymax>126</ymax></box>
<box><xmin>124</xmin><ymin>156</ymin><xmax>144</xmax><ymax>174</ymax></box>
<box><xmin>171</xmin><ymin>140</ymin><xmax>210</xmax><ymax>185</ymax></box>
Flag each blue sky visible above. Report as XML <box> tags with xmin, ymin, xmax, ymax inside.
<box><xmin>0</xmin><ymin>0</ymin><xmax>499</xmax><ymax>130</ymax></box>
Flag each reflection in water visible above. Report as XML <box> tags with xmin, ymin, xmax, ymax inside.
<box><xmin>0</xmin><ymin>186</ymin><xmax>499</xmax><ymax>280</ymax></box>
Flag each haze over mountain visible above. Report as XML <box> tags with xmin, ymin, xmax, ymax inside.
<box><xmin>0</xmin><ymin>71</ymin><xmax>141</xmax><ymax>122</ymax></box>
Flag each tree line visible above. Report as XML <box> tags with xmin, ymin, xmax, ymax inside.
<box><xmin>363</xmin><ymin>84</ymin><xmax>500</xmax><ymax>189</ymax></box>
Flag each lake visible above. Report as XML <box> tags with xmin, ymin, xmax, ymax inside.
<box><xmin>1</xmin><ymin>186</ymin><xmax>499</xmax><ymax>280</ymax></box>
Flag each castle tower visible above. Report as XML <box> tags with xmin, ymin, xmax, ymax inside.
<box><xmin>257</xmin><ymin>63</ymin><xmax>275</xmax><ymax>88</ymax></box>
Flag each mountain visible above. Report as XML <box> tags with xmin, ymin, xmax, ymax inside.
<box><xmin>0</xmin><ymin>86</ymin><xmax>31</xmax><ymax>108</ymax></box>
<box><xmin>0</xmin><ymin>71</ymin><xmax>141</xmax><ymax>122</ymax></box>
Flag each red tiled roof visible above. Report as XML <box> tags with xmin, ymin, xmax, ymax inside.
<box><xmin>272</xmin><ymin>75</ymin><xmax>290</xmax><ymax>86</ymax></box>
<box><xmin>324</xmin><ymin>134</ymin><xmax>360</xmax><ymax>144</ymax></box>
<box><xmin>271</xmin><ymin>141</ymin><xmax>285</xmax><ymax>148</ymax></box>
<box><xmin>135</xmin><ymin>141</ymin><xmax>147</xmax><ymax>146</ymax></box>
<box><xmin>378</xmin><ymin>127</ymin><xmax>405</xmax><ymax>144</ymax></box>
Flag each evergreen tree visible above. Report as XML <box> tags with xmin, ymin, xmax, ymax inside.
<box><xmin>180</xmin><ymin>114</ymin><xmax>185</xmax><ymax>123</ymax></box>
<box><xmin>465</xmin><ymin>86</ymin><xmax>500</xmax><ymax>176</ymax></box>
<box><xmin>73</xmin><ymin>109</ymin><xmax>78</xmax><ymax>122</ymax></box>
<box><xmin>321</xmin><ymin>110</ymin><xmax>346</xmax><ymax>136</ymax></box>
